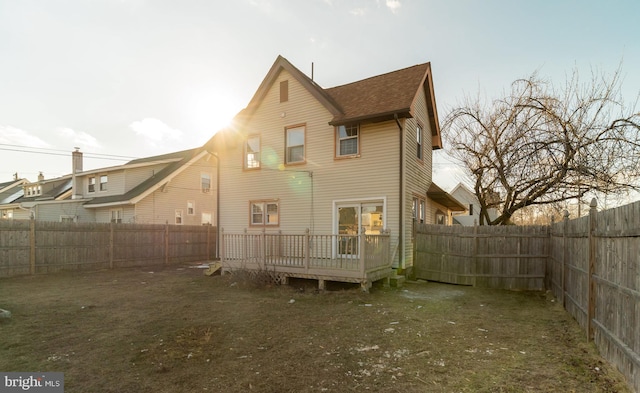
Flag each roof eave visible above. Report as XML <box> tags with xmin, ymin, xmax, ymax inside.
<box><xmin>329</xmin><ymin>109</ymin><xmax>412</xmax><ymax>126</ymax></box>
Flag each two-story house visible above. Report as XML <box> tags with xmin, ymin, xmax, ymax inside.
<box><xmin>0</xmin><ymin>176</ymin><xmax>29</xmax><ymax>220</ymax></box>
<box><xmin>207</xmin><ymin>55</ymin><xmax>461</xmax><ymax>279</ymax></box>
<box><xmin>450</xmin><ymin>182</ymin><xmax>497</xmax><ymax>226</ymax></box>
<box><xmin>5</xmin><ymin>148</ymin><xmax>217</xmax><ymax>225</ymax></box>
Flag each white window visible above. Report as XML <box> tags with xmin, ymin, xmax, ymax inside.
<box><xmin>250</xmin><ymin>201</ymin><xmax>279</xmax><ymax>226</ymax></box>
<box><xmin>175</xmin><ymin>209</ymin><xmax>183</xmax><ymax>225</ymax></box>
<box><xmin>435</xmin><ymin>209</ymin><xmax>446</xmax><ymax>225</ymax></box>
<box><xmin>201</xmin><ymin>173</ymin><xmax>211</xmax><ymax>193</ymax></box>
<box><xmin>1</xmin><ymin>209</ymin><xmax>13</xmax><ymax>219</ymax></box>
<box><xmin>245</xmin><ymin>136</ymin><xmax>261</xmax><ymax>169</ymax></box>
<box><xmin>88</xmin><ymin>177</ymin><xmax>96</xmax><ymax>193</ymax></box>
<box><xmin>336</xmin><ymin>124</ymin><xmax>359</xmax><ymax>157</ymax></box>
<box><xmin>285</xmin><ymin>126</ymin><xmax>305</xmax><ymax>164</ymax></box>
<box><xmin>60</xmin><ymin>215</ymin><xmax>75</xmax><ymax>223</ymax></box>
<box><xmin>412</xmin><ymin>197</ymin><xmax>425</xmax><ymax>223</ymax></box>
<box><xmin>416</xmin><ymin>125</ymin><xmax>423</xmax><ymax>160</ymax></box>
<box><xmin>110</xmin><ymin>209</ymin><xmax>123</xmax><ymax>223</ymax></box>
<box><xmin>187</xmin><ymin>200</ymin><xmax>195</xmax><ymax>215</ymax></box>
<box><xmin>201</xmin><ymin>212</ymin><xmax>212</xmax><ymax>225</ymax></box>
<box><xmin>99</xmin><ymin>175</ymin><xmax>108</xmax><ymax>191</ymax></box>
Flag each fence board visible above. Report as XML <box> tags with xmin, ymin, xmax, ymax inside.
<box><xmin>0</xmin><ymin>220</ymin><xmax>217</xmax><ymax>277</ymax></box>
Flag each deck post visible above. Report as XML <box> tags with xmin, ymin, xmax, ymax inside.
<box><xmin>220</xmin><ymin>228</ymin><xmax>225</xmax><ymax>263</ymax></box>
<box><xmin>261</xmin><ymin>228</ymin><xmax>266</xmax><ymax>270</ymax></box>
<box><xmin>304</xmin><ymin>228</ymin><xmax>310</xmax><ymax>273</ymax></box>
<box><xmin>360</xmin><ymin>227</ymin><xmax>366</xmax><ymax>279</ymax></box>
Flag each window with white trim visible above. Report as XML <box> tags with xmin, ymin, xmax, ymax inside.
<box><xmin>111</xmin><ymin>209</ymin><xmax>123</xmax><ymax>223</ymax></box>
<box><xmin>416</xmin><ymin>125</ymin><xmax>423</xmax><ymax>160</ymax></box>
<box><xmin>187</xmin><ymin>200</ymin><xmax>195</xmax><ymax>215</ymax></box>
<box><xmin>60</xmin><ymin>215</ymin><xmax>75</xmax><ymax>223</ymax></box>
<box><xmin>336</xmin><ymin>124</ymin><xmax>359</xmax><ymax>157</ymax></box>
<box><xmin>285</xmin><ymin>126</ymin><xmax>305</xmax><ymax>164</ymax></box>
<box><xmin>99</xmin><ymin>175</ymin><xmax>108</xmax><ymax>191</ymax></box>
<box><xmin>175</xmin><ymin>209</ymin><xmax>183</xmax><ymax>225</ymax></box>
<box><xmin>201</xmin><ymin>173</ymin><xmax>211</xmax><ymax>193</ymax></box>
<box><xmin>245</xmin><ymin>135</ymin><xmax>261</xmax><ymax>169</ymax></box>
<box><xmin>201</xmin><ymin>212</ymin><xmax>212</xmax><ymax>225</ymax></box>
<box><xmin>250</xmin><ymin>200</ymin><xmax>279</xmax><ymax>226</ymax></box>
<box><xmin>88</xmin><ymin>177</ymin><xmax>96</xmax><ymax>193</ymax></box>
<box><xmin>412</xmin><ymin>196</ymin><xmax>426</xmax><ymax>224</ymax></box>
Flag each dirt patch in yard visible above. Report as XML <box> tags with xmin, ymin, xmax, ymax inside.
<box><xmin>0</xmin><ymin>265</ymin><xmax>631</xmax><ymax>392</ymax></box>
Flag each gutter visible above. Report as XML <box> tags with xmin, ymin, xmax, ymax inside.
<box><xmin>394</xmin><ymin>113</ymin><xmax>404</xmax><ymax>270</ymax></box>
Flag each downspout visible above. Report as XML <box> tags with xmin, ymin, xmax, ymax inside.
<box><xmin>394</xmin><ymin>113</ymin><xmax>404</xmax><ymax>270</ymax></box>
<box><xmin>203</xmin><ymin>149</ymin><xmax>221</xmax><ymax>260</ymax></box>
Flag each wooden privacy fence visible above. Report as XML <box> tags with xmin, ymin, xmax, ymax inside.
<box><xmin>548</xmin><ymin>200</ymin><xmax>640</xmax><ymax>393</ymax></box>
<box><xmin>0</xmin><ymin>219</ymin><xmax>217</xmax><ymax>277</ymax></box>
<box><xmin>413</xmin><ymin>223</ymin><xmax>549</xmax><ymax>290</ymax></box>
<box><xmin>414</xmin><ymin>199</ymin><xmax>640</xmax><ymax>393</ymax></box>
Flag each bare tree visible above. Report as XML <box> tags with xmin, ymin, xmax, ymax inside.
<box><xmin>444</xmin><ymin>68</ymin><xmax>640</xmax><ymax>225</ymax></box>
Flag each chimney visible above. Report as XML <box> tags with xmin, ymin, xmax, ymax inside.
<box><xmin>13</xmin><ymin>172</ymin><xmax>18</xmax><ymax>181</ymax></box>
<box><xmin>38</xmin><ymin>172</ymin><xmax>44</xmax><ymax>182</ymax></box>
<box><xmin>71</xmin><ymin>147</ymin><xmax>83</xmax><ymax>200</ymax></box>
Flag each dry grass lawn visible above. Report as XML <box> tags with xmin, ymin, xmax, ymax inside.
<box><xmin>0</xmin><ymin>264</ymin><xmax>631</xmax><ymax>392</ymax></box>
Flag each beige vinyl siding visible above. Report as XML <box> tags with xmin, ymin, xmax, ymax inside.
<box><xmin>402</xmin><ymin>86</ymin><xmax>434</xmax><ymax>270</ymax></box>
<box><xmin>219</xmin><ymin>70</ymin><xmax>401</xmax><ymax>244</ymax></box>
<box><xmin>426</xmin><ymin>199</ymin><xmax>453</xmax><ymax>225</ymax></box>
<box><xmin>134</xmin><ymin>156</ymin><xmax>216</xmax><ymax>225</ymax></box>
<box><xmin>79</xmin><ymin>170</ymin><xmax>126</xmax><ymax>198</ymax></box>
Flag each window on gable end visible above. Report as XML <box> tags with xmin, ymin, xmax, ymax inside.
<box><xmin>280</xmin><ymin>80</ymin><xmax>288</xmax><ymax>103</ymax></box>
<box><xmin>245</xmin><ymin>135</ymin><xmax>261</xmax><ymax>169</ymax></box>
<box><xmin>416</xmin><ymin>125</ymin><xmax>423</xmax><ymax>160</ymax></box>
<box><xmin>285</xmin><ymin>125</ymin><xmax>305</xmax><ymax>164</ymax></box>
<box><xmin>336</xmin><ymin>124</ymin><xmax>359</xmax><ymax>157</ymax></box>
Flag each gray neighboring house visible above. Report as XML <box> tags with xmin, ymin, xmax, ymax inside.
<box><xmin>0</xmin><ymin>177</ymin><xmax>29</xmax><ymax>219</ymax></box>
<box><xmin>1</xmin><ymin>148</ymin><xmax>217</xmax><ymax>225</ymax></box>
<box><xmin>450</xmin><ymin>182</ymin><xmax>498</xmax><ymax>226</ymax></box>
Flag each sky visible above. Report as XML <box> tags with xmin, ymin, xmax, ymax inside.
<box><xmin>1</xmin><ymin>0</ymin><xmax>639</xmax><ymax>195</ymax></box>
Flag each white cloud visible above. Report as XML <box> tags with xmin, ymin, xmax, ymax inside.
<box><xmin>386</xmin><ymin>0</ymin><xmax>401</xmax><ymax>13</ymax></box>
<box><xmin>129</xmin><ymin>118</ymin><xmax>183</xmax><ymax>146</ymax></box>
<box><xmin>0</xmin><ymin>125</ymin><xmax>50</xmax><ymax>148</ymax></box>
<box><xmin>350</xmin><ymin>8</ymin><xmax>366</xmax><ymax>16</ymax></box>
<box><xmin>55</xmin><ymin>127</ymin><xmax>102</xmax><ymax>151</ymax></box>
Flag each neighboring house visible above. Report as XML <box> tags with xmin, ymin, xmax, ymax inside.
<box><xmin>450</xmin><ymin>182</ymin><xmax>497</xmax><ymax>226</ymax></box>
<box><xmin>208</xmin><ymin>55</ymin><xmax>461</xmax><ymax>274</ymax></box>
<box><xmin>6</xmin><ymin>148</ymin><xmax>217</xmax><ymax>225</ymax></box>
<box><xmin>0</xmin><ymin>177</ymin><xmax>29</xmax><ymax>220</ymax></box>
<box><xmin>425</xmin><ymin>183</ymin><xmax>466</xmax><ymax>225</ymax></box>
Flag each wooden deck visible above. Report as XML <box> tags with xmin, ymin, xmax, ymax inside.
<box><xmin>220</xmin><ymin>229</ymin><xmax>393</xmax><ymax>290</ymax></box>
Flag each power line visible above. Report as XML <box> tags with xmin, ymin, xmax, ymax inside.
<box><xmin>0</xmin><ymin>144</ymin><xmax>139</xmax><ymax>161</ymax></box>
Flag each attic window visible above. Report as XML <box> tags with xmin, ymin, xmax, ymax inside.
<box><xmin>280</xmin><ymin>80</ymin><xmax>289</xmax><ymax>103</ymax></box>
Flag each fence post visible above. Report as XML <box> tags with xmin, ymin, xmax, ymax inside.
<box><xmin>206</xmin><ymin>225</ymin><xmax>211</xmax><ymax>260</ymax></box>
<box><xmin>588</xmin><ymin>198</ymin><xmax>598</xmax><ymax>341</ymax></box>
<box><xmin>29</xmin><ymin>218</ymin><xmax>36</xmax><ymax>275</ymax></box>
<box><xmin>109</xmin><ymin>222</ymin><xmax>114</xmax><ymax>269</ymax></box>
<box><xmin>473</xmin><ymin>220</ymin><xmax>478</xmax><ymax>286</ymax></box>
<box><xmin>165</xmin><ymin>222</ymin><xmax>170</xmax><ymax>266</ymax></box>
<box><xmin>562</xmin><ymin>210</ymin><xmax>569</xmax><ymax>308</ymax></box>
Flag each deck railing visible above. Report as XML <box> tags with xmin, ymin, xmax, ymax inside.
<box><xmin>220</xmin><ymin>228</ymin><xmax>391</xmax><ymax>276</ymax></box>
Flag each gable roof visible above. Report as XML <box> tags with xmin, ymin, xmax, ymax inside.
<box><xmin>0</xmin><ymin>178</ymin><xmax>28</xmax><ymax>204</ymax></box>
<box><xmin>225</xmin><ymin>55</ymin><xmax>442</xmax><ymax>149</ymax></box>
<box><xmin>83</xmin><ymin>148</ymin><xmax>208</xmax><ymax>208</ymax></box>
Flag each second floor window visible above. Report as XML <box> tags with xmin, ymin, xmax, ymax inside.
<box><xmin>187</xmin><ymin>200</ymin><xmax>195</xmax><ymax>215</ymax></box>
<box><xmin>245</xmin><ymin>136</ymin><xmax>261</xmax><ymax>169</ymax></box>
<box><xmin>285</xmin><ymin>125</ymin><xmax>305</xmax><ymax>164</ymax></box>
<box><xmin>201</xmin><ymin>173</ymin><xmax>211</xmax><ymax>193</ymax></box>
<box><xmin>99</xmin><ymin>175</ymin><xmax>108</xmax><ymax>191</ymax></box>
<box><xmin>88</xmin><ymin>177</ymin><xmax>96</xmax><ymax>193</ymax></box>
<box><xmin>336</xmin><ymin>124</ymin><xmax>359</xmax><ymax>157</ymax></box>
<box><xmin>175</xmin><ymin>209</ymin><xmax>183</xmax><ymax>225</ymax></box>
<box><xmin>416</xmin><ymin>125</ymin><xmax>423</xmax><ymax>160</ymax></box>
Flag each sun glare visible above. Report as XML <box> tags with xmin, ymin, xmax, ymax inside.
<box><xmin>186</xmin><ymin>90</ymin><xmax>245</xmax><ymax>135</ymax></box>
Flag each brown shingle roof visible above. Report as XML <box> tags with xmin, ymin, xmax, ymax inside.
<box><xmin>326</xmin><ymin>63</ymin><xmax>430</xmax><ymax>125</ymax></box>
